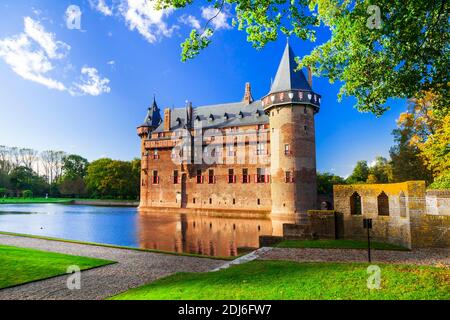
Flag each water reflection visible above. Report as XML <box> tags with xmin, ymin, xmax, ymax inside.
<box><xmin>0</xmin><ymin>204</ymin><xmax>294</xmax><ymax>257</ymax></box>
<box><xmin>138</xmin><ymin>211</ymin><xmax>295</xmax><ymax>257</ymax></box>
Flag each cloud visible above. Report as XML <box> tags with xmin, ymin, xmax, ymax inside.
<box><xmin>89</xmin><ymin>0</ymin><xmax>113</xmax><ymax>16</ymax></box>
<box><xmin>0</xmin><ymin>17</ymin><xmax>109</xmax><ymax>96</ymax></box>
<box><xmin>201</xmin><ymin>5</ymin><xmax>231</xmax><ymax>31</ymax></box>
<box><xmin>178</xmin><ymin>14</ymin><xmax>201</xmax><ymax>30</ymax></box>
<box><xmin>91</xmin><ymin>0</ymin><xmax>178</xmax><ymax>43</ymax></box>
<box><xmin>0</xmin><ymin>18</ymin><xmax>67</xmax><ymax>91</ymax></box>
<box><xmin>119</xmin><ymin>0</ymin><xmax>177</xmax><ymax>43</ymax></box>
<box><xmin>72</xmin><ymin>67</ymin><xmax>111</xmax><ymax>96</ymax></box>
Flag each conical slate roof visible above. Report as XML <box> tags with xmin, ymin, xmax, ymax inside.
<box><xmin>143</xmin><ymin>96</ymin><xmax>162</xmax><ymax>128</ymax></box>
<box><xmin>270</xmin><ymin>42</ymin><xmax>311</xmax><ymax>93</ymax></box>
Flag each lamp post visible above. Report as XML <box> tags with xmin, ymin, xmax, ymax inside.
<box><xmin>363</xmin><ymin>218</ymin><xmax>373</xmax><ymax>263</ymax></box>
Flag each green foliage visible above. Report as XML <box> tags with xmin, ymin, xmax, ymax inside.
<box><xmin>85</xmin><ymin>158</ymin><xmax>140</xmax><ymax>200</ymax></box>
<box><xmin>110</xmin><ymin>260</ymin><xmax>450</xmax><ymax>300</ymax></box>
<box><xmin>428</xmin><ymin>171</ymin><xmax>450</xmax><ymax>190</ymax></box>
<box><xmin>171</xmin><ymin>0</ymin><xmax>449</xmax><ymax>116</ymax></box>
<box><xmin>367</xmin><ymin>156</ymin><xmax>391</xmax><ymax>183</ymax></box>
<box><xmin>9</xmin><ymin>166</ymin><xmax>48</xmax><ymax>197</ymax></box>
<box><xmin>62</xmin><ymin>154</ymin><xmax>89</xmax><ymax>180</ymax></box>
<box><xmin>0</xmin><ymin>187</ymin><xmax>7</xmax><ymax>197</ymax></box>
<box><xmin>346</xmin><ymin>160</ymin><xmax>369</xmax><ymax>184</ymax></box>
<box><xmin>0</xmin><ymin>245</ymin><xmax>114</xmax><ymax>290</ymax></box>
<box><xmin>22</xmin><ymin>190</ymin><xmax>33</xmax><ymax>198</ymax></box>
<box><xmin>317</xmin><ymin>172</ymin><xmax>345</xmax><ymax>194</ymax></box>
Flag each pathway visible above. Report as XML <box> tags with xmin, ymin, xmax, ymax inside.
<box><xmin>0</xmin><ymin>234</ymin><xmax>226</xmax><ymax>300</ymax></box>
<box><xmin>259</xmin><ymin>247</ymin><xmax>450</xmax><ymax>266</ymax></box>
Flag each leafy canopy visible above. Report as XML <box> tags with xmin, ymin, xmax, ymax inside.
<box><xmin>157</xmin><ymin>0</ymin><xmax>449</xmax><ymax>116</ymax></box>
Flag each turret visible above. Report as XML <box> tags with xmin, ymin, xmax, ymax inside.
<box><xmin>262</xmin><ymin>42</ymin><xmax>321</xmax><ymax>218</ymax></box>
<box><xmin>137</xmin><ymin>96</ymin><xmax>163</xmax><ymax>138</ymax></box>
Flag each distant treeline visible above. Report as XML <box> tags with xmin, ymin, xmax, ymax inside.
<box><xmin>0</xmin><ymin>146</ymin><xmax>140</xmax><ymax>199</ymax></box>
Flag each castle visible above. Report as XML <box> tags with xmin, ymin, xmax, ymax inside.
<box><xmin>137</xmin><ymin>43</ymin><xmax>321</xmax><ymax>218</ymax></box>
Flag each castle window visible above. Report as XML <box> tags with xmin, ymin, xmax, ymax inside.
<box><xmin>242</xmin><ymin>168</ymin><xmax>250</xmax><ymax>183</ymax></box>
<box><xmin>153</xmin><ymin>149</ymin><xmax>160</xmax><ymax>160</ymax></box>
<box><xmin>228</xmin><ymin>145</ymin><xmax>236</xmax><ymax>157</ymax></box>
<box><xmin>304</xmin><ymin>126</ymin><xmax>308</xmax><ymax>134</ymax></box>
<box><xmin>284</xmin><ymin>144</ymin><xmax>291</xmax><ymax>156</ymax></box>
<box><xmin>233</xmin><ymin>198</ymin><xmax>236</xmax><ymax>205</ymax></box>
<box><xmin>224</xmin><ymin>113</ymin><xmax>229</xmax><ymax>120</ymax></box>
<box><xmin>193</xmin><ymin>198</ymin><xmax>196</xmax><ymax>204</ymax></box>
<box><xmin>256</xmin><ymin>142</ymin><xmax>265</xmax><ymax>155</ymax></box>
<box><xmin>304</xmin><ymin>106</ymin><xmax>308</xmax><ymax>114</ymax></box>
<box><xmin>257</xmin><ymin>199</ymin><xmax>261</xmax><ymax>205</ymax></box>
<box><xmin>377</xmin><ymin>192</ymin><xmax>389</xmax><ymax>216</ymax></box>
<box><xmin>228</xmin><ymin>169</ymin><xmax>236</xmax><ymax>183</ymax></box>
<box><xmin>173</xmin><ymin>170</ymin><xmax>179</xmax><ymax>184</ymax></box>
<box><xmin>256</xmin><ymin>168</ymin><xmax>269</xmax><ymax>183</ymax></box>
<box><xmin>209</xmin><ymin>198</ymin><xmax>212</xmax><ymax>204</ymax></box>
<box><xmin>152</xmin><ymin>170</ymin><xmax>159</xmax><ymax>185</ymax></box>
<box><xmin>158</xmin><ymin>133</ymin><xmax>164</xmax><ymax>138</ymax></box>
<box><xmin>399</xmin><ymin>191</ymin><xmax>407</xmax><ymax>218</ymax></box>
<box><xmin>208</xmin><ymin>170</ymin><xmax>215</xmax><ymax>184</ymax></box>
<box><xmin>285</xmin><ymin>171</ymin><xmax>294</xmax><ymax>183</ymax></box>
<box><xmin>196</xmin><ymin>170</ymin><xmax>204</xmax><ymax>184</ymax></box>
<box><xmin>350</xmin><ymin>192</ymin><xmax>362</xmax><ymax>215</ymax></box>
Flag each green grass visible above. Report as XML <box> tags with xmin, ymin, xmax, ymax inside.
<box><xmin>0</xmin><ymin>245</ymin><xmax>115</xmax><ymax>289</ymax></box>
<box><xmin>0</xmin><ymin>231</ymin><xmax>235</xmax><ymax>261</ymax></box>
<box><xmin>0</xmin><ymin>198</ymin><xmax>139</xmax><ymax>205</ymax></box>
<box><xmin>110</xmin><ymin>260</ymin><xmax>450</xmax><ymax>300</ymax></box>
<box><xmin>274</xmin><ymin>239</ymin><xmax>409</xmax><ymax>251</ymax></box>
<box><xmin>0</xmin><ymin>198</ymin><xmax>74</xmax><ymax>204</ymax></box>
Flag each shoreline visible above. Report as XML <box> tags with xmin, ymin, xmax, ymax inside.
<box><xmin>0</xmin><ymin>198</ymin><xmax>139</xmax><ymax>207</ymax></box>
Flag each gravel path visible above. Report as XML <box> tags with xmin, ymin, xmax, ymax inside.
<box><xmin>259</xmin><ymin>248</ymin><xmax>450</xmax><ymax>267</ymax></box>
<box><xmin>0</xmin><ymin>234</ymin><xmax>226</xmax><ymax>300</ymax></box>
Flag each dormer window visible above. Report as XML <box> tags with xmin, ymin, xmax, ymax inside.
<box><xmin>196</xmin><ymin>115</ymin><xmax>201</xmax><ymax>122</ymax></box>
<box><xmin>224</xmin><ymin>112</ymin><xmax>229</xmax><ymax>120</ymax></box>
<box><xmin>209</xmin><ymin>114</ymin><xmax>215</xmax><ymax>121</ymax></box>
<box><xmin>238</xmin><ymin>111</ymin><xmax>244</xmax><ymax>119</ymax></box>
<box><xmin>255</xmin><ymin>110</ymin><xmax>261</xmax><ymax>117</ymax></box>
<box><xmin>176</xmin><ymin>117</ymin><xmax>182</xmax><ymax>125</ymax></box>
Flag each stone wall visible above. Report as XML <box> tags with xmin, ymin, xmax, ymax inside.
<box><xmin>333</xmin><ymin>181</ymin><xmax>450</xmax><ymax>249</ymax></box>
<box><xmin>426</xmin><ymin>189</ymin><xmax>450</xmax><ymax>216</ymax></box>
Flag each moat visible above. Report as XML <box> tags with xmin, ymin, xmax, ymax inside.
<box><xmin>0</xmin><ymin>204</ymin><xmax>290</xmax><ymax>257</ymax></box>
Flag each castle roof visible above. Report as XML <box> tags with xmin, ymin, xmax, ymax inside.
<box><xmin>142</xmin><ymin>97</ymin><xmax>163</xmax><ymax>128</ymax></box>
<box><xmin>153</xmin><ymin>100</ymin><xmax>268</xmax><ymax>133</ymax></box>
<box><xmin>270</xmin><ymin>42</ymin><xmax>312</xmax><ymax>93</ymax></box>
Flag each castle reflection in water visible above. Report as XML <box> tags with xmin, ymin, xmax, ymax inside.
<box><xmin>137</xmin><ymin>211</ymin><xmax>296</xmax><ymax>257</ymax></box>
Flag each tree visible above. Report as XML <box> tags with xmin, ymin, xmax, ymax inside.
<box><xmin>347</xmin><ymin>160</ymin><xmax>369</xmax><ymax>184</ymax></box>
<box><xmin>317</xmin><ymin>172</ymin><xmax>346</xmax><ymax>195</ymax></box>
<box><xmin>9</xmin><ymin>166</ymin><xmax>48</xmax><ymax>197</ymax></box>
<box><xmin>162</xmin><ymin>0</ymin><xmax>449</xmax><ymax>115</ymax></box>
<box><xmin>368</xmin><ymin>156</ymin><xmax>391</xmax><ymax>183</ymax></box>
<box><xmin>19</xmin><ymin>148</ymin><xmax>38</xmax><ymax>170</ymax></box>
<box><xmin>62</xmin><ymin>155</ymin><xmax>89</xmax><ymax>180</ymax></box>
<box><xmin>40</xmin><ymin>150</ymin><xmax>66</xmax><ymax>185</ymax></box>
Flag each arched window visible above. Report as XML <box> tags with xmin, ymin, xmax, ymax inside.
<box><xmin>377</xmin><ymin>191</ymin><xmax>389</xmax><ymax>216</ymax></box>
<box><xmin>399</xmin><ymin>191</ymin><xmax>407</xmax><ymax>218</ymax></box>
<box><xmin>350</xmin><ymin>192</ymin><xmax>362</xmax><ymax>215</ymax></box>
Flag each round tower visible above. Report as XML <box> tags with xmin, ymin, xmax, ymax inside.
<box><xmin>262</xmin><ymin>43</ymin><xmax>321</xmax><ymax>218</ymax></box>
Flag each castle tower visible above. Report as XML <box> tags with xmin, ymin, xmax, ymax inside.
<box><xmin>137</xmin><ymin>97</ymin><xmax>162</xmax><ymax>206</ymax></box>
<box><xmin>262</xmin><ymin>43</ymin><xmax>321</xmax><ymax>218</ymax></box>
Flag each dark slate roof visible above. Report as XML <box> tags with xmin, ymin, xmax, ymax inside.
<box><xmin>270</xmin><ymin>42</ymin><xmax>312</xmax><ymax>93</ymax></box>
<box><xmin>153</xmin><ymin>100</ymin><xmax>268</xmax><ymax>132</ymax></box>
<box><xmin>142</xmin><ymin>97</ymin><xmax>163</xmax><ymax>128</ymax></box>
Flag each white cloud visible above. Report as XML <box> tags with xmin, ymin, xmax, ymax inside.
<box><xmin>107</xmin><ymin>60</ymin><xmax>115</xmax><ymax>65</ymax></box>
<box><xmin>72</xmin><ymin>67</ymin><xmax>111</xmax><ymax>96</ymax></box>
<box><xmin>24</xmin><ymin>17</ymin><xmax>70</xmax><ymax>59</ymax></box>
<box><xmin>119</xmin><ymin>0</ymin><xmax>177</xmax><ymax>43</ymax></box>
<box><xmin>89</xmin><ymin>0</ymin><xmax>113</xmax><ymax>16</ymax></box>
<box><xmin>0</xmin><ymin>17</ymin><xmax>109</xmax><ymax>96</ymax></box>
<box><xmin>201</xmin><ymin>5</ymin><xmax>231</xmax><ymax>31</ymax></box>
<box><xmin>0</xmin><ymin>18</ymin><xmax>66</xmax><ymax>91</ymax></box>
<box><xmin>178</xmin><ymin>14</ymin><xmax>201</xmax><ymax>30</ymax></box>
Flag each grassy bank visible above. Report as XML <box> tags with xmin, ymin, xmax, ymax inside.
<box><xmin>0</xmin><ymin>198</ymin><xmax>74</xmax><ymax>204</ymax></box>
<box><xmin>273</xmin><ymin>239</ymin><xmax>408</xmax><ymax>251</ymax></box>
<box><xmin>110</xmin><ymin>260</ymin><xmax>450</xmax><ymax>300</ymax></box>
<box><xmin>0</xmin><ymin>231</ymin><xmax>234</xmax><ymax>261</ymax></box>
<box><xmin>0</xmin><ymin>244</ymin><xmax>114</xmax><ymax>289</ymax></box>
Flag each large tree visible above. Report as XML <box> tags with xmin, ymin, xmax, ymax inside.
<box><xmin>346</xmin><ymin>160</ymin><xmax>370</xmax><ymax>184</ymax></box>
<box><xmin>159</xmin><ymin>0</ymin><xmax>448</xmax><ymax>115</ymax></box>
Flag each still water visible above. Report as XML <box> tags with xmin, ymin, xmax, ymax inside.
<box><xmin>0</xmin><ymin>204</ymin><xmax>292</xmax><ymax>257</ymax></box>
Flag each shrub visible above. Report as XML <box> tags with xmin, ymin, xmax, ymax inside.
<box><xmin>0</xmin><ymin>187</ymin><xmax>8</xmax><ymax>197</ymax></box>
<box><xmin>428</xmin><ymin>171</ymin><xmax>450</xmax><ymax>190</ymax></box>
<box><xmin>22</xmin><ymin>190</ymin><xmax>33</xmax><ymax>198</ymax></box>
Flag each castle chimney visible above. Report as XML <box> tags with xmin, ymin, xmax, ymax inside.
<box><xmin>186</xmin><ymin>101</ymin><xmax>193</xmax><ymax>127</ymax></box>
<box><xmin>164</xmin><ymin>108</ymin><xmax>171</xmax><ymax>131</ymax></box>
<box><xmin>307</xmin><ymin>66</ymin><xmax>313</xmax><ymax>88</ymax></box>
<box><xmin>243</xmin><ymin>82</ymin><xmax>253</xmax><ymax>105</ymax></box>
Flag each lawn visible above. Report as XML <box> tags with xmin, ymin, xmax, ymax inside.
<box><xmin>110</xmin><ymin>260</ymin><xmax>450</xmax><ymax>300</ymax></box>
<box><xmin>273</xmin><ymin>239</ymin><xmax>408</xmax><ymax>251</ymax></box>
<box><xmin>0</xmin><ymin>245</ymin><xmax>115</xmax><ymax>289</ymax></box>
<box><xmin>0</xmin><ymin>198</ymin><xmax>74</xmax><ymax>204</ymax></box>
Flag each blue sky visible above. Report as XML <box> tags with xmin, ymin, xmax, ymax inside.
<box><xmin>0</xmin><ymin>0</ymin><xmax>406</xmax><ymax>177</ymax></box>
